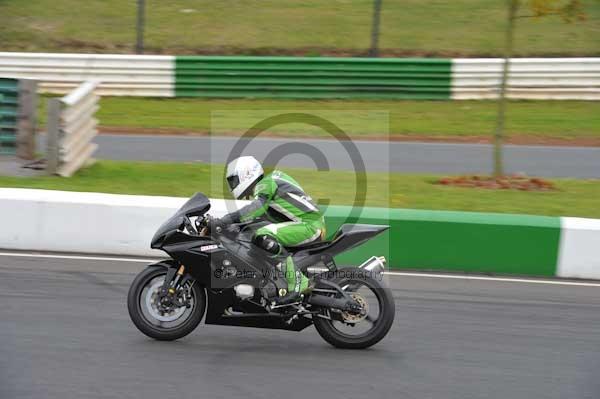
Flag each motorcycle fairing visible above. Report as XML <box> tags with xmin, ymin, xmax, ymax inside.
<box><xmin>149</xmin><ymin>192</ymin><xmax>389</xmax><ymax>331</ymax></box>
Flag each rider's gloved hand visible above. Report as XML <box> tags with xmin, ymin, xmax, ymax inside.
<box><xmin>208</xmin><ymin>215</ymin><xmax>239</xmax><ymax>235</ymax></box>
<box><xmin>207</xmin><ymin>216</ymin><xmax>225</xmax><ymax>233</ymax></box>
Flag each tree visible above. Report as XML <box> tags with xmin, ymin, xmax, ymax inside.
<box><xmin>493</xmin><ymin>0</ymin><xmax>586</xmax><ymax>177</ymax></box>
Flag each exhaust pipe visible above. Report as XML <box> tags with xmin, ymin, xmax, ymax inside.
<box><xmin>358</xmin><ymin>256</ymin><xmax>386</xmax><ymax>275</ymax></box>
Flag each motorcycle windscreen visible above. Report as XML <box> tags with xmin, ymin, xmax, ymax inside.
<box><xmin>151</xmin><ymin>192</ymin><xmax>211</xmax><ymax>248</ymax></box>
<box><xmin>174</xmin><ymin>192</ymin><xmax>211</xmax><ymax>218</ymax></box>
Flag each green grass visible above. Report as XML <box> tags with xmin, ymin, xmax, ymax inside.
<box><xmin>37</xmin><ymin>97</ymin><xmax>600</xmax><ymax>140</ymax></box>
<box><xmin>1</xmin><ymin>161</ymin><xmax>599</xmax><ymax>218</ymax></box>
<box><xmin>1</xmin><ymin>0</ymin><xmax>599</xmax><ymax>56</ymax></box>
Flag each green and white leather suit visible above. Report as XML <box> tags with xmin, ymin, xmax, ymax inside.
<box><xmin>224</xmin><ymin>170</ymin><xmax>325</xmax><ymax>295</ymax></box>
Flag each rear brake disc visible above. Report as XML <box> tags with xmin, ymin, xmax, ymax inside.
<box><xmin>341</xmin><ymin>293</ymin><xmax>369</xmax><ymax>324</ymax></box>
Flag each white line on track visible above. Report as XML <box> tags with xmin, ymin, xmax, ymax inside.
<box><xmin>385</xmin><ymin>271</ymin><xmax>600</xmax><ymax>287</ymax></box>
<box><xmin>1</xmin><ymin>251</ymin><xmax>600</xmax><ymax>287</ymax></box>
<box><xmin>0</xmin><ymin>251</ymin><xmax>157</xmax><ymax>263</ymax></box>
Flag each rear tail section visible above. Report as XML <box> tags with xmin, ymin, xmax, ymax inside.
<box><xmin>300</xmin><ymin>224</ymin><xmax>388</xmax><ymax>258</ymax></box>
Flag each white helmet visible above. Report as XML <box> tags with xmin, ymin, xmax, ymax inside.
<box><xmin>226</xmin><ymin>156</ymin><xmax>264</xmax><ymax>199</ymax></box>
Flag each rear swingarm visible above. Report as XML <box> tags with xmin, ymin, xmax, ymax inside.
<box><xmin>308</xmin><ymin>279</ymin><xmax>361</xmax><ymax>312</ymax></box>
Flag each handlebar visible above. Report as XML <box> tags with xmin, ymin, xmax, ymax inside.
<box><xmin>183</xmin><ymin>214</ymin><xmax>266</xmax><ymax>238</ymax></box>
<box><xmin>180</xmin><ymin>215</ymin><xmax>197</xmax><ymax>235</ymax></box>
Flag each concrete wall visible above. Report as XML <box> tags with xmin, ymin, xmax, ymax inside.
<box><xmin>1</xmin><ymin>188</ymin><xmax>598</xmax><ymax>279</ymax></box>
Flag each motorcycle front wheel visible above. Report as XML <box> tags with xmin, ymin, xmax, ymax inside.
<box><xmin>127</xmin><ymin>265</ymin><xmax>206</xmax><ymax>341</ymax></box>
<box><xmin>313</xmin><ymin>267</ymin><xmax>395</xmax><ymax>349</ymax></box>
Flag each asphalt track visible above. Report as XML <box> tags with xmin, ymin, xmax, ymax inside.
<box><xmin>1</xmin><ymin>252</ymin><xmax>599</xmax><ymax>399</ymax></box>
<box><xmin>81</xmin><ymin>135</ymin><xmax>600</xmax><ymax>178</ymax></box>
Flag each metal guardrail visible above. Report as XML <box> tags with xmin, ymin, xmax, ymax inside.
<box><xmin>452</xmin><ymin>58</ymin><xmax>600</xmax><ymax>100</ymax></box>
<box><xmin>175</xmin><ymin>56</ymin><xmax>453</xmax><ymax>99</ymax></box>
<box><xmin>0</xmin><ymin>53</ymin><xmax>174</xmax><ymax>97</ymax></box>
<box><xmin>47</xmin><ymin>81</ymin><xmax>99</xmax><ymax>177</ymax></box>
<box><xmin>0</xmin><ymin>78</ymin><xmax>20</xmax><ymax>154</ymax></box>
<box><xmin>0</xmin><ymin>77</ymin><xmax>37</xmax><ymax>157</ymax></box>
<box><xmin>1</xmin><ymin>53</ymin><xmax>599</xmax><ymax>100</ymax></box>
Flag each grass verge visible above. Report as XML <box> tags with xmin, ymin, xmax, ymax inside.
<box><xmin>1</xmin><ymin>0</ymin><xmax>599</xmax><ymax>57</ymax></box>
<box><xmin>1</xmin><ymin>161</ymin><xmax>599</xmax><ymax>218</ymax></box>
<box><xmin>38</xmin><ymin>97</ymin><xmax>600</xmax><ymax>141</ymax></box>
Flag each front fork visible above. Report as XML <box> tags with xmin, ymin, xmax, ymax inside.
<box><xmin>160</xmin><ymin>264</ymin><xmax>194</xmax><ymax>308</ymax></box>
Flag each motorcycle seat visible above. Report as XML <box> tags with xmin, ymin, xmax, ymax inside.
<box><xmin>285</xmin><ymin>224</ymin><xmax>352</xmax><ymax>251</ymax></box>
<box><xmin>287</xmin><ymin>224</ymin><xmax>389</xmax><ymax>255</ymax></box>
<box><xmin>285</xmin><ymin>239</ymin><xmax>330</xmax><ymax>251</ymax></box>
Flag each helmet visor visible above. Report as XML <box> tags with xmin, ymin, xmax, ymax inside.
<box><xmin>227</xmin><ymin>175</ymin><xmax>240</xmax><ymax>191</ymax></box>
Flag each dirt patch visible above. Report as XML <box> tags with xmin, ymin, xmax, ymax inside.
<box><xmin>98</xmin><ymin>126</ymin><xmax>600</xmax><ymax>147</ymax></box>
<box><xmin>436</xmin><ymin>175</ymin><xmax>556</xmax><ymax>191</ymax></box>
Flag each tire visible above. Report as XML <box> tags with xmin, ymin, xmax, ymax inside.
<box><xmin>127</xmin><ymin>265</ymin><xmax>206</xmax><ymax>341</ymax></box>
<box><xmin>313</xmin><ymin>267</ymin><xmax>395</xmax><ymax>349</ymax></box>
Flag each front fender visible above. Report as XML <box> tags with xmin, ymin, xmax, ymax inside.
<box><xmin>145</xmin><ymin>259</ymin><xmax>181</xmax><ymax>291</ymax></box>
<box><xmin>147</xmin><ymin>259</ymin><xmax>180</xmax><ymax>270</ymax></box>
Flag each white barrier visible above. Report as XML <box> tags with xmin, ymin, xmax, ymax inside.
<box><xmin>0</xmin><ymin>53</ymin><xmax>174</xmax><ymax>97</ymax></box>
<box><xmin>452</xmin><ymin>58</ymin><xmax>600</xmax><ymax>100</ymax></box>
<box><xmin>0</xmin><ymin>188</ymin><xmax>245</xmax><ymax>257</ymax></box>
<box><xmin>1</xmin><ymin>188</ymin><xmax>599</xmax><ymax>279</ymax></box>
<box><xmin>47</xmin><ymin>81</ymin><xmax>99</xmax><ymax>177</ymax></box>
<box><xmin>557</xmin><ymin>217</ymin><xmax>600</xmax><ymax>279</ymax></box>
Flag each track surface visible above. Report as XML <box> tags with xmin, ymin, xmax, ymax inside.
<box><xmin>78</xmin><ymin>135</ymin><xmax>600</xmax><ymax>178</ymax></box>
<box><xmin>1</xmin><ymin>253</ymin><xmax>599</xmax><ymax>399</ymax></box>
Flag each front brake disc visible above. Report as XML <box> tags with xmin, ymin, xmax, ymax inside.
<box><xmin>145</xmin><ymin>280</ymin><xmax>187</xmax><ymax>322</ymax></box>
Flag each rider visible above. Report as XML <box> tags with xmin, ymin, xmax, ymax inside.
<box><xmin>213</xmin><ymin>156</ymin><xmax>325</xmax><ymax>306</ymax></box>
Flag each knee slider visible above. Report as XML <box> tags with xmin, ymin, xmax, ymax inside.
<box><xmin>254</xmin><ymin>234</ymin><xmax>281</xmax><ymax>255</ymax></box>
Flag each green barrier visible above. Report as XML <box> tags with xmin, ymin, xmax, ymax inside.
<box><xmin>175</xmin><ymin>56</ymin><xmax>451</xmax><ymax>100</ymax></box>
<box><xmin>324</xmin><ymin>206</ymin><xmax>561</xmax><ymax>277</ymax></box>
<box><xmin>0</xmin><ymin>78</ymin><xmax>19</xmax><ymax>155</ymax></box>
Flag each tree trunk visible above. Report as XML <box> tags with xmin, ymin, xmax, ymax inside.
<box><xmin>493</xmin><ymin>0</ymin><xmax>518</xmax><ymax>177</ymax></box>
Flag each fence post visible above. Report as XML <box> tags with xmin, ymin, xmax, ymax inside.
<box><xmin>136</xmin><ymin>0</ymin><xmax>146</xmax><ymax>54</ymax></box>
<box><xmin>46</xmin><ymin>98</ymin><xmax>61</xmax><ymax>174</ymax></box>
<box><xmin>369</xmin><ymin>0</ymin><xmax>383</xmax><ymax>57</ymax></box>
<box><xmin>16</xmin><ymin>79</ymin><xmax>37</xmax><ymax>160</ymax></box>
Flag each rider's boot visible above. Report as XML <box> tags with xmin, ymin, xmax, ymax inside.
<box><xmin>271</xmin><ymin>255</ymin><xmax>310</xmax><ymax>307</ymax></box>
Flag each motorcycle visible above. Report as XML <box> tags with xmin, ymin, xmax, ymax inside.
<box><xmin>127</xmin><ymin>192</ymin><xmax>395</xmax><ymax>349</ymax></box>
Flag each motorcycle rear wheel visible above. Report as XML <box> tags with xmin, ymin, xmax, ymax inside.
<box><xmin>313</xmin><ymin>267</ymin><xmax>395</xmax><ymax>349</ymax></box>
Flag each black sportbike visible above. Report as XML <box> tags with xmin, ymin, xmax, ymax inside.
<box><xmin>127</xmin><ymin>193</ymin><xmax>395</xmax><ymax>349</ymax></box>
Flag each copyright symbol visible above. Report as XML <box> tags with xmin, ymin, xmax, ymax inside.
<box><xmin>218</xmin><ymin>112</ymin><xmax>368</xmax><ymax>225</ymax></box>
<box><xmin>214</xmin><ymin>269</ymin><xmax>223</xmax><ymax>279</ymax></box>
